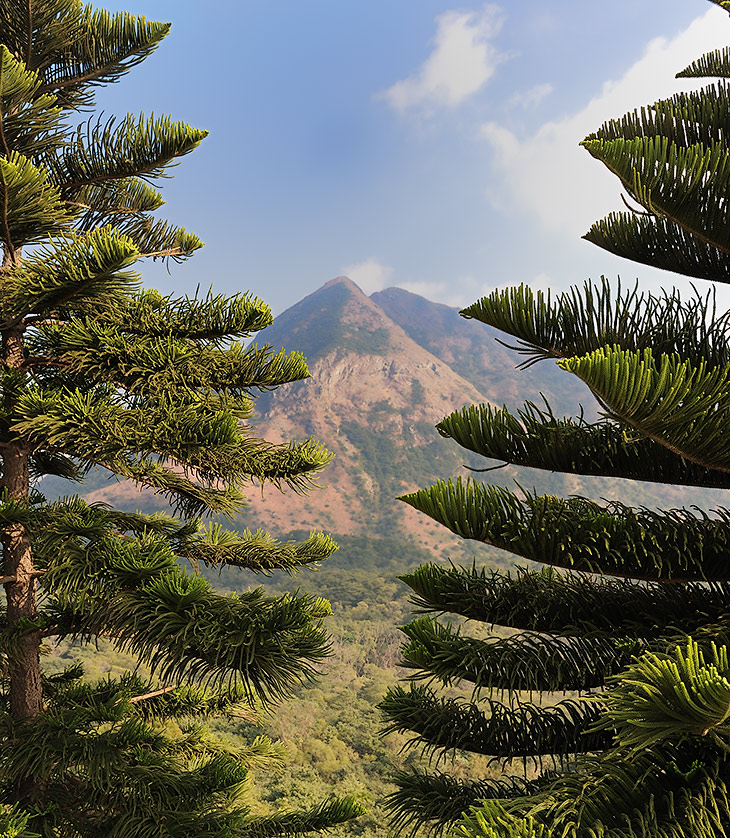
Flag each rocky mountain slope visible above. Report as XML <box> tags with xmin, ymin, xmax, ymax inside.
<box><xmin>231</xmin><ymin>277</ymin><xmax>596</xmax><ymax>560</ymax></box>
<box><xmin>370</xmin><ymin>285</ymin><xmax>591</xmax><ymax>413</ymax></box>
<box><xmin>237</xmin><ymin>276</ymin><xmax>494</xmax><ymax>558</ymax></box>
<box><xmin>62</xmin><ymin>275</ymin><xmax>726</xmax><ymax>569</ymax></box>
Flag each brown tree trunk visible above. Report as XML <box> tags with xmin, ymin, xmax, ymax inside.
<box><xmin>1</xmin><ymin>326</ymin><xmax>42</xmax><ymax>720</ymax></box>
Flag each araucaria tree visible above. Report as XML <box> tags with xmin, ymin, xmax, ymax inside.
<box><xmin>381</xmin><ymin>0</ymin><xmax>730</xmax><ymax>835</ymax></box>
<box><xmin>0</xmin><ymin>3</ymin><xmax>363</xmax><ymax>836</ymax></box>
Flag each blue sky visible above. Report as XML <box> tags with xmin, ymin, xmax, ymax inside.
<box><xmin>96</xmin><ymin>0</ymin><xmax>730</xmax><ymax>314</ymax></box>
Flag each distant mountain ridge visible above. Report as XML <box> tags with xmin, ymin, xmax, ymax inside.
<box><xmin>242</xmin><ymin>277</ymin><xmax>492</xmax><ymax>557</ymax></box>
<box><xmin>370</xmin><ymin>286</ymin><xmax>589</xmax><ymax>412</ymax></box>
<box><xmin>230</xmin><ymin>276</ymin><xmax>595</xmax><ymax>559</ymax></box>
<box><xmin>256</xmin><ymin>277</ymin><xmax>488</xmax><ymax>443</ymax></box>
<box><xmin>67</xmin><ymin>275</ymin><xmax>725</xmax><ymax>566</ymax></box>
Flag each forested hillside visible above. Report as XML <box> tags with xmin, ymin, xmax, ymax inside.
<box><xmin>42</xmin><ymin>533</ymin><xmax>510</xmax><ymax>838</ymax></box>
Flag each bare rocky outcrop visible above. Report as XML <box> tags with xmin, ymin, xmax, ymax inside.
<box><xmin>236</xmin><ymin>277</ymin><xmax>497</xmax><ymax>556</ymax></box>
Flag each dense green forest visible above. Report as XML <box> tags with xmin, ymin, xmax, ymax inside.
<box><xmin>41</xmin><ymin>532</ymin><xmax>506</xmax><ymax>837</ymax></box>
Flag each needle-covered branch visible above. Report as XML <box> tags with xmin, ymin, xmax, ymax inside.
<box><xmin>30</xmin><ymin>319</ymin><xmax>312</xmax><ymax>396</ymax></box>
<box><xmin>0</xmin><ymin>46</ymin><xmax>65</xmax><ymax>159</ymax></box>
<box><xmin>384</xmin><ymin>770</ymin><xmax>540</xmax><ymax>838</ymax></box>
<box><xmin>179</xmin><ymin>525</ymin><xmax>338</xmax><ymax>574</ymax></box>
<box><xmin>389</xmin><ymin>3</ymin><xmax>730</xmax><ymax>835</ymax></box>
<box><xmin>583</xmin><ymin>211</ymin><xmax>730</xmax><ymax>281</ymax></box>
<box><xmin>602</xmin><ymin>639</ymin><xmax>730</xmax><ymax>750</ymax></box>
<box><xmin>380</xmin><ymin>685</ymin><xmax>610</xmax><ymax>762</ymax></box>
<box><xmin>105</xmin><ymin>288</ymin><xmax>275</xmax><ymax>341</ymax></box>
<box><xmin>10</xmin><ymin>387</ymin><xmax>333</xmax><ymax>500</ymax></box>
<box><xmin>0</xmin><ymin>698</ymin><xmax>365</xmax><ymax>837</ymax></box>
<box><xmin>0</xmin><ymin>3</ymin><xmax>170</xmax><ymax>109</ymax></box>
<box><xmin>399</xmin><ymin>617</ymin><xmax>642</xmax><ymax>693</ymax></box>
<box><xmin>478</xmin><ymin>744</ymin><xmax>730</xmax><ymax>838</ymax></box>
<box><xmin>438</xmin><ymin>400</ymin><xmax>730</xmax><ymax>489</ymax></box>
<box><xmin>678</xmin><ymin>45</ymin><xmax>730</xmax><ymax>78</ymax></box>
<box><xmin>47</xmin><ymin>113</ymin><xmax>207</xmax><ymax>192</ymax></box>
<box><xmin>0</xmin><ymin>151</ymin><xmax>70</xmax><ymax>253</ymax></box>
<box><xmin>401</xmin><ymin>564</ymin><xmax>730</xmax><ymax>638</ymax></box>
<box><xmin>400</xmin><ymin>478</ymin><xmax>730</xmax><ymax>580</ymax></box>
<box><xmin>461</xmin><ymin>279</ymin><xmax>729</xmax><ymax>368</ymax></box>
<box><xmin>561</xmin><ymin>346</ymin><xmax>730</xmax><ymax>472</ymax></box>
<box><xmin>0</xmin><ymin>228</ymin><xmax>139</xmax><ymax>323</ymax></box>
<box><xmin>582</xmin><ymin>135</ymin><xmax>730</xmax><ymax>255</ymax></box>
<box><xmin>0</xmin><ymin>2</ymin><xmax>360</xmax><ymax>832</ymax></box>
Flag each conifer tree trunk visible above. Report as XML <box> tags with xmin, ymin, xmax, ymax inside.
<box><xmin>1</xmin><ymin>325</ymin><xmax>42</xmax><ymax>721</ymax></box>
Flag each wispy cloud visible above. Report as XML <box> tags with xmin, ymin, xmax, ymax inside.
<box><xmin>342</xmin><ymin>257</ymin><xmax>394</xmax><ymax>294</ymax></box>
<box><xmin>507</xmin><ymin>82</ymin><xmax>553</xmax><ymax>110</ymax></box>
<box><xmin>379</xmin><ymin>4</ymin><xmax>506</xmax><ymax>113</ymax></box>
<box><xmin>480</xmin><ymin>6</ymin><xmax>730</xmax><ymax>238</ymax></box>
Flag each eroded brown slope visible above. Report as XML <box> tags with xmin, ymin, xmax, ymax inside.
<box><xmin>76</xmin><ymin>276</ymin><xmax>724</xmax><ymax>562</ymax></box>
<box><xmin>235</xmin><ymin>277</ymin><xmax>493</xmax><ymax>556</ymax></box>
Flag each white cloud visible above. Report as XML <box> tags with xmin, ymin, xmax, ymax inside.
<box><xmin>380</xmin><ymin>4</ymin><xmax>506</xmax><ymax>112</ymax></box>
<box><xmin>341</xmin><ymin>257</ymin><xmax>394</xmax><ymax>294</ymax></box>
<box><xmin>480</xmin><ymin>7</ymin><xmax>730</xmax><ymax>238</ymax></box>
<box><xmin>507</xmin><ymin>82</ymin><xmax>553</xmax><ymax>110</ymax></box>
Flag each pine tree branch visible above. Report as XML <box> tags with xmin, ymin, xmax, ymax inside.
<box><xmin>677</xmin><ymin>46</ymin><xmax>730</xmax><ymax>78</ymax></box>
<box><xmin>401</xmin><ymin>563</ymin><xmax>730</xmax><ymax>638</ymax></box>
<box><xmin>385</xmin><ymin>769</ymin><xmax>543</xmax><ymax>838</ymax></box>
<box><xmin>400</xmin><ymin>478</ymin><xmax>730</xmax><ymax>581</ymax></box>
<box><xmin>399</xmin><ymin>617</ymin><xmax>642</xmax><ymax>693</ymax></box>
<box><xmin>381</xmin><ymin>685</ymin><xmax>610</xmax><ymax>762</ymax></box>
<box><xmin>45</xmin><ymin>113</ymin><xmax>207</xmax><ymax>192</ymax></box>
<box><xmin>581</xmin><ymin>134</ymin><xmax>730</xmax><ymax>257</ymax></box>
<box><xmin>461</xmin><ymin>279</ymin><xmax>727</xmax><ymax>369</ymax></box>
<box><xmin>438</xmin><ymin>400</ymin><xmax>730</xmax><ymax>489</ymax></box>
<box><xmin>560</xmin><ymin>346</ymin><xmax>730</xmax><ymax>475</ymax></box>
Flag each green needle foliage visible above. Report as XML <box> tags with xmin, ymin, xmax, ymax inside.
<box><xmin>0</xmin><ymin>3</ymin><xmax>364</xmax><ymax>836</ymax></box>
<box><xmin>380</xmin><ymin>0</ymin><xmax>730</xmax><ymax>835</ymax></box>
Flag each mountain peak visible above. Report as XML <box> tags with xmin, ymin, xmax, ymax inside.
<box><xmin>321</xmin><ymin>275</ymin><xmax>364</xmax><ymax>294</ymax></box>
<box><xmin>258</xmin><ymin>274</ymin><xmax>403</xmax><ymax>364</ymax></box>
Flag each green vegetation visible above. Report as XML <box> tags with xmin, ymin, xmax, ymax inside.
<box><xmin>44</xmin><ymin>548</ymin><xmax>504</xmax><ymax>838</ymax></box>
<box><xmin>219</xmin><ymin>532</ymin><xmax>450</xmax><ymax>583</ymax></box>
<box><xmin>334</xmin><ymin>417</ymin><xmax>725</xmax><ymax>538</ymax></box>
<box><xmin>0</xmin><ymin>3</ymin><xmax>362</xmax><ymax>836</ymax></box>
<box><xmin>410</xmin><ymin>380</ymin><xmax>426</xmax><ymax>407</ymax></box>
<box><xmin>41</xmin><ymin>571</ymin><xmax>409</xmax><ymax>838</ymax></box>
<box><xmin>15</xmin><ymin>2</ymin><xmax>730</xmax><ymax>837</ymax></box>
<box><xmin>381</xmin><ymin>2</ymin><xmax>730</xmax><ymax>836</ymax></box>
<box><xmin>236</xmin><ymin>538</ymin><xmax>512</xmax><ymax>838</ymax></box>
<box><xmin>338</xmin><ymin>420</ymin><xmax>481</xmax><ymax>506</ymax></box>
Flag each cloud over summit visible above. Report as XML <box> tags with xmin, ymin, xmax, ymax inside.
<box><xmin>380</xmin><ymin>4</ymin><xmax>506</xmax><ymax>112</ymax></box>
